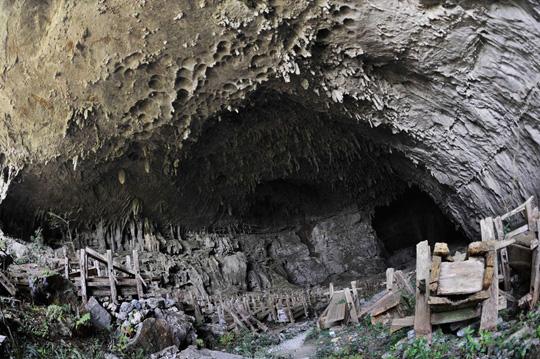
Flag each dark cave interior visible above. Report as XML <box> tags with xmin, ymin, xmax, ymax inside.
<box><xmin>372</xmin><ymin>186</ymin><xmax>469</xmax><ymax>256</ymax></box>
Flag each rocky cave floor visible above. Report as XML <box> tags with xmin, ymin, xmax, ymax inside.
<box><xmin>1</xmin><ymin>234</ymin><xmax>540</xmax><ymax>359</ymax></box>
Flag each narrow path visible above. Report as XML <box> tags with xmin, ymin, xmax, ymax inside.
<box><xmin>267</xmin><ymin>330</ymin><xmax>318</xmax><ymax>359</ymax></box>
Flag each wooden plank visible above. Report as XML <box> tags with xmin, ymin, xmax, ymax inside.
<box><xmin>324</xmin><ymin>292</ymin><xmax>346</xmax><ymax>325</ymax></box>
<box><xmin>0</xmin><ymin>272</ymin><xmax>16</xmax><ymax>296</ymax></box>
<box><xmin>133</xmin><ymin>250</ymin><xmax>144</xmax><ymax>298</ymax></box>
<box><xmin>437</xmin><ymin>259</ymin><xmax>484</xmax><ymax>295</ymax></box>
<box><xmin>79</xmin><ymin>249</ymin><xmax>87</xmax><ymax>303</ymax></box>
<box><xmin>501</xmin><ymin>196</ymin><xmax>533</xmax><ymax>220</ymax></box>
<box><xmin>530</xmin><ymin>218</ymin><xmax>540</xmax><ymax>307</ymax></box>
<box><xmin>429</xmin><ymin>255</ymin><xmax>442</xmax><ymax>293</ymax></box>
<box><xmin>344</xmin><ymin>288</ymin><xmax>358</xmax><ymax>323</ymax></box>
<box><xmin>481</xmin><ymin>219</ymin><xmax>499</xmax><ymax>331</ymax></box>
<box><xmin>370</xmin><ymin>291</ymin><xmax>400</xmax><ymax>317</ymax></box>
<box><xmin>386</xmin><ymin>268</ymin><xmax>394</xmax><ymax>291</ymax></box>
<box><xmin>390</xmin><ymin>316</ymin><xmax>414</xmax><ymax>333</ymax></box>
<box><xmin>505</xmin><ymin>224</ymin><xmax>529</xmax><ymax>240</ymax></box>
<box><xmin>414</xmin><ymin>241</ymin><xmax>431</xmax><ymax>338</ymax></box>
<box><xmin>428</xmin><ymin>290</ymin><xmax>490</xmax><ymax>311</ymax></box>
<box><xmin>106</xmin><ymin>250</ymin><xmax>118</xmax><ymax>305</ymax></box>
<box><xmin>431</xmin><ymin>307</ymin><xmax>481</xmax><ymax>325</ymax></box>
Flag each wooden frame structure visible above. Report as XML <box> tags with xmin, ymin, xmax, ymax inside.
<box><xmin>66</xmin><ymin>247</ymin><xmax>147</xmax><ymax>304</ymax></box>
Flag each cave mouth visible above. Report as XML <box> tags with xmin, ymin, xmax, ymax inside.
<box><xmin>373</xmin><ymin>186</ymin><xmax>469</xmax><ymax>267</ymax></box>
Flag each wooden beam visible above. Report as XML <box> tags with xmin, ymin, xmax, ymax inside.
<box><xmin>0</xmin><ymin>271</ymin><xmax>16</xmax><ymax>296</ymax></box>
<box><xmin>106</xmin><ymin>250</ymin><xmax>118</xmax><ymax>305</ymax></box>
<box><xmin>429</xmin><ymin>255</ymin><xmax>442</xmax><ymax>293</ymax></box>
<box><xmin>493</xmin><ymin>216</ymin><xmax>511</xmax><ymax>291</ymax></box>
<box><xmin>344</xmin><ymin>288</ymin><xmax>358</xmax><ymax>323</ymax></box>
<box><xmin>63</xmin><ymin>247</ymin><xmax>69</xmax><ymax>280</ymax></box>
<box><xmin>132</xmin><ymin>250</ymin><xmax>144</xmax><ymax>299</ymax></box>
<box><xmin>414</xmin><ymin>240</ymin><xmax>431</xmax><ymax>338</ymax></box>
<box><xmin>501</xmin><ymin>196</ymin><xmax>533</xmax><ymax>220</ymax></box>
<box><xmin>530</xmin><ymin>218</ymin><xmax>540</xmax><ymax>307</ymax></box>
<box><xmin>386</xmin><ymin>268</ymin><xmax>394</xmax><ymax>291</ymax></box>
<box><xmin>480</xmin><ymin>219</ymin><xmax>499</xmax><ymax>331</ymax></box>
<box><xmin>79</xmin><ymin>249</ymin><xmax>87</xmax><ymax>304</ymax></box>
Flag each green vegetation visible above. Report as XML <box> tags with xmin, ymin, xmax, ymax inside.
<box><xmin>217</xmin><ymin>329</ymin><xmax>281</xmax><ymax>358</ymax></box>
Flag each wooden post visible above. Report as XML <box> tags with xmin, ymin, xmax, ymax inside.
<box><xmin>414</xmin><ymin>240</ymin><xmax>431</xmax><ymax>338</ymax></box>
<box><xmin>351</xmin><ymin>281</ymin><xmax>358</xmax><ymax>300</ymax></box>
<box><xmin>530</xmin><ymin>218</ymin><xmax>540</xmax><ymax>307</ymax></box>
<box><xmin>79</xmin><ymin>249</ymin><xmax>88</xmax><ymax>304</ymax></box>
<box><xmin>525</xmin><ymin>198</ymin><xmax>535</xmax><ymax>230</ymax></box>
<box><xmin>344</xmin><ymin>287</ymin><xmax>358</xmax><ymax>323</ymax></box>
<box><xmin>106</xmin><ymin>249</ymin><xmax>118</xmax><ymax>305</ymax></box>
<box><xmin>386</xmin><ymin>268</ymin><xmax>395</xmax><ymax>291</ymax></box>
<box><xmin>494</xmin><ymin>216</ymin><xmax>511</xmax><ymax>291</ymax></box>
<box><xmin>132</xmin><ymin>250</ymin><xmax>144</xmax><ymax>299</ymax></box>
<box><xmin>481</xmin><ymin>218</ymin><xmax>499</xmax><ymax>331</ymax></box>
<box><xmin>63</xmin><ymin>247</ymin><xmax>69</xmax><ymax>279</ymax></box>
<box><xmin>329</xmin><ymin>283</ymin><xmax>334</xmax><ymax>298</ymax></box>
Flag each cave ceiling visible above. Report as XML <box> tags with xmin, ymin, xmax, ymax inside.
<box><xmin>0</xmin><ymin>0</ymin><xmax>538</xmax><ymax>237</ymax></box>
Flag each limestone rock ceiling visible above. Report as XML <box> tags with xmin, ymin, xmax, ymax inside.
<box><xmin>0</xmin><ymin>0</ymin><xmax>538</xmax><ymax>238</ymax></box>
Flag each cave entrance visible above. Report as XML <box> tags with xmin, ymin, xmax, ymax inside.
<box><xmin>372</xmin><ymin>186</ymin><xmax>469</xmax><ymax>269</ymax></box>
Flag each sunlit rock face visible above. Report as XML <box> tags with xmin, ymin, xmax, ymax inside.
<box><xmin>0</xmin><ymin>0</ymin><xmax>538</xmax><ymax>249</ymax></box>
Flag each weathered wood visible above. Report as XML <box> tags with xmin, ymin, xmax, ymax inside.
<box><xmin>322</xmin><ymin>292</ymin><xmax>346</xmax><ymax>328</ymax></box>
<box><xmin>437</xmin><ymin>259</ymin><xmax>484</xmax><ymax>295</ymax></box>
<box><xmin>351</xmin><ymin>280</ymin><xmax>358</xmax><ymax>300</ymax></box>
<box><xmin>481</xmin><ymin>219</ymin><xmax>499</xmax><ymax>331</ymax></box>
<box><xmin>429</xmin><ymin>255</ymin><xmax>442</xmax><ymax>293</ymax></box>
<box><xmin>394</xmin><ymin>270</ymin><xmax>415</xmax><ymax>297</ymax></box>
<box><xmin>392</xmin><ymin>308</ymin><xmax>478</xmax><ymax>331</ymax></box>
<box><xmin>106</xmin><ymin>249</ymin><xmax>118</xmax><ymax>305</ymax></box>
<box><xmin>132</xmin><ymin>250</ymin><xmax>144</xmax><ymax>298</ymax></box>
<box><xmin>370</xmin><ymin>290</ymin><xmax>401</xmax><ymax>317</ymax></box>
<box><xmin>63</xmin><ymin>247</ymin><xmax>69</xmax><ymax>279</ymax></box>
<box><xmin>414</xmin><ymin>241</ymin><xmax>431</xmax><ymax>338</ymax></box>
<box><xmin>386</xmin><ymin>268</ymin><xmax>394</xmax><ymax>291</ymax></box>
<box><xmin>505</xmin><ymin>224</ymin><xmax>530</xmax><ymax>240</ymax></box>
<box><xmin>530</xmin><ymin>218</ymin><xmax>540</xmax><ymax>307</ymax></box>
<box><xmin>467</xmin><ymin>239</ymin><xmax>515</xmax><ymax>256</ymax></box>
<box><xmin>79</xmin><ymin>249</ymin><xmax>88</xmax><ymax>303</ymax></box>
<box><xmin>85</xmin><ymin>247</ymin><xmax>137</xmax><ymax>277</ymax></box>
<box><xmin>428</xmin><ymin>290</ymin><xmax>490</xmax><ymax>311</ymax></box>
<box><xmin>431</xmin><ymin>307</ymin><xmax>481</xmax><ymax>325</ymax></box>
<box><xmin>344</xmin><ymin>288</ymin><xmax>358</xmax><ymax>323</ymax></box>
<box><xmin>501</xmin><ymin>196</ymin><xmax>533</xmax><ymax>220</ymax></box>
<box><xmin>433</xmin><ymin>243</ymin><xmax>449</xmax><ymax>258</ymax></box>
<box><xmin>0</xmin><ymin>272</ymin><xmax>16</xmax><ymax>296</ymax></box>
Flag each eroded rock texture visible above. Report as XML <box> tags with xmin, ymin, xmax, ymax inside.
<box><xmin>0</xmin><ymin>1</ymin><xmax>539</xmax><ymax>288</ymax></box>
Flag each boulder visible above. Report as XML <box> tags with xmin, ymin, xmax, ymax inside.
<box><xmin>156</xmin><ymin>310</ymin><xmax>196</xmax><ymax>348</ymax></box>
<box><xmin>85</xmin><ymin>297</ymin><xmax>111</xmax><ymax>330</ymax></box>
<box><xmin>126</xmin><ymin>318</ymin><xmax>174</xmax><ymax>354</ymax></box>
<box><xmin>29</xmin><ymin>273</ymin><xmax>78</xmax><ymax>306</ymax></box>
